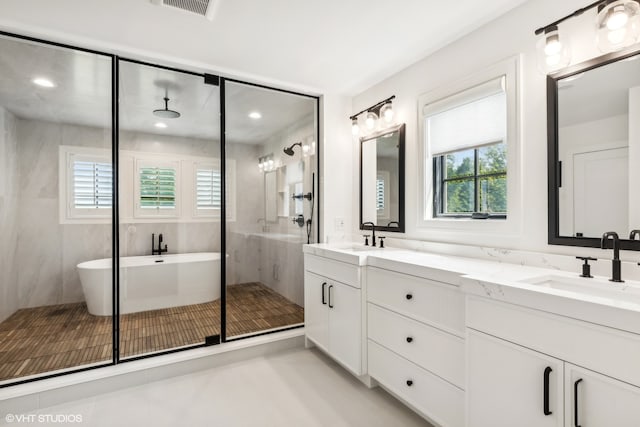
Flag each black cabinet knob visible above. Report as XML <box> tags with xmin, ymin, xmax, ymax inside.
<box><xmin>406</xmin><ymin>337</ymin><xmax>413</xmax><ymax>343</ymax></box>
<box><xmin>406</xmin><ymin>380</ymin><xmax>413</xmax><ymax>387</ymax></box>
<box><xmin>405</xmin><ymin>294</ymin><xmax>413</xmax><ymax>300</ymax></box>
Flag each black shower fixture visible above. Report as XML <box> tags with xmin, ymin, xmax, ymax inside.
<box><xmin>292</xmin><ymin>192</ymin><xmax>313</xmax><ymax>201</ymax></box>
<box><xmin>283</xmin><ymin>142</ymin><xmax>302</xmax><ymax>156</ymax></box>
<box><xmin>153</xmin><ymin>96</ymin><xmax>181</xmax><ymax>119</ymax></box>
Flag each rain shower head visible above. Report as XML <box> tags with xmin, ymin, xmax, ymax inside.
<box><xmin>153</xmin><ymin>97</ymin><xmax>181</xmax><ymax>119</ymax></box>
<box><xmin>283</xmin><ymin>142</ymin><xmax>302</xmax><ymax>156</ymax></box>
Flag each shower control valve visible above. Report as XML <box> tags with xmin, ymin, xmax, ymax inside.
<box><xmin>292</xmin><ymin>215</ymin><xmax>305</xmax><ymax>228</ymax></box>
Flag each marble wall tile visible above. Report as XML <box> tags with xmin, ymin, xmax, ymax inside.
<box><xmin>15</xmin><ymin>197</ymin><xmax>63</xmax><ymax>307</ymax></box>
<box><xmin>0</xmin><ymin>108</ymin><xmax>19</xmax><ymax>322</ymax></box>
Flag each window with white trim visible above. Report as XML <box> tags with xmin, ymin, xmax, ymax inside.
<box><xmin>425</xmin><ymin>76</ymin><xmax>508</xmax><ymax>219</ymax></box>
<box><xmin>134</xmin><ymin>159</ymin><xmax>179</xmax><ymax>218</ymax></box>
<box><xmin>193</xmin><ymin>159</ymin><xmax>236</xmax><ymax>221</ymax></box>
<box><xmin>60</xmin><ymin>147</ymin><xmax>113</xmax><ymax>222</ymax></box>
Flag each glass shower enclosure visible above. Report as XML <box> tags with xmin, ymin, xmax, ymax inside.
<box><xmin>0</xmin><ymin>29</ymin><xmax>319</xmax><ymax>386</ymax></box>
<box><xmin>223</xmin><ymin>80</ymin><xmax>318</xmax><ymax>339</ymax></box>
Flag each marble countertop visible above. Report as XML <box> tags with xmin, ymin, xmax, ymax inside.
<box><xmin>304</xmin><ymin>242</ymin><xmax>640</xmax><ymax>335</ymax></box>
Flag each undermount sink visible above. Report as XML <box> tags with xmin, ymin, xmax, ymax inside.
<box><xmin>520</xmin><ymin>274</ymin><xmax>640</xmax><ymax>305</ymax></box>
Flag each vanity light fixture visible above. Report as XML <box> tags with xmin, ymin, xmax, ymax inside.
<box><xmin>596</xmin><ymin>0</ymin><xmax>640</xmax><ymax>52</ymax></box>
<box><xmin>349</xmin><ymin>95</ymin><xmax>395</xmax><ymax>137</ymax></box>
<box><xmin>365</xmin><ymin>111</ymin><xmax>378</xmax><ymax>130</ymax></box>
<box><xmin>535</xmin><ymin>0</ymin><xmax>640</xmax><ymax>73</ymax></box>
<box><xmin>258</xmin><ymin>153</ymin><xmax>275</xmax><ymax>172</ymax></box>
<box><xmin>351</xmin><ymin>118</ymin><xmax>360</xmax><ymax>136</ymax></box>
<box><xmin>300</xmin><ymin>137</ymin><xmax>315</xmax><ymax>156</ymax></box>
<box><xmin>380</xmin><ymin>101</ymin><xmax>394</xmax><ymax>123</ymax></box>
<box><xmin>536</xmin><ymin>25</ymin><xmax>571</xmax><ymax>73</ymax></box>
<box><xmin>32</xmin><ymin>77</ymin><xmax>56</xmax><ymax>88</ymax></box>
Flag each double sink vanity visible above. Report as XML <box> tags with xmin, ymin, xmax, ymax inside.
<box><xmin>303</xmin><ymin>243</ymin><xmax>640</xmax><ymax>427</ymax></box>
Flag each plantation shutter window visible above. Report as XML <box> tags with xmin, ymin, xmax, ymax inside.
<box><xmin>193</xmin><ymin>159</ymin><xmax>236</xmax><ymax>221</ymax></box>
<box><xmin>139</xmin><ymin>167</ymin><xmax>177</xmax><ymax>209</ymax></box>
<box><xmin>73</xmin><ymin>160</ymin><xmax>113</xmax><ymax>209</ymax></box>
<box><xmin>196</xmin><ymin>168</ymin><xmax>221</xmax><ymax>210</ymax></box>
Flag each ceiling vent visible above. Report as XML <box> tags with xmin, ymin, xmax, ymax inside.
<box><xmin>151</xmin><ymin>0</ymin><xmax>218</xmax><ymax>20</ymax></box>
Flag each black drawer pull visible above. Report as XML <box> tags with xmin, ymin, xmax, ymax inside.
<box><xmin>574</xmin><ymin>378</ymin><xmax>583</xmax><ymax>427</ymax></box>
<box><xmin>543</xmin><ymin>366</ymin><xmax>552</xmax><ymax>416</ymax></box>
<box><xmin>328</xmin><ymin>285</ymin><xmax>334</xmax><ymax>308</ymax></box>
<box><xmin>406</xmin><ymin>337</ymin><xmax>413</xmax><ymax>343</ymax></box>
<box><xmin>321</xmin><ymin>282</ymin><xmax>327</xmax><ymax>305</ymax></box>
<box><xmin>406</xmin><ymin>380</ymin><xmax>413</xmax><ymax>387</ymax></box>
<box><xmin>405</xmin><ymin>294</ymin><xmax>413</xmax><ymax>300</ymax></box>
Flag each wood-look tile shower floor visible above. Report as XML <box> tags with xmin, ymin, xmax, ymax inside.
<box><xmin>0</xmin><ymin>282</ymin><xmax>304</xmax><ymax>383</ymax></box>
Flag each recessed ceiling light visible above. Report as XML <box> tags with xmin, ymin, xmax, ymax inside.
<box><xmin>249</xmin><ymin>111</ymin><xmax>262</xmax><ymax>120</ymax></box>
<box><xmin>154</xmin><ymin>122</ymin><xmax>168</xmax><ymax>129</ymax></box>
<box><xmin>32</xmin><ymin>77</ymin><xmax>56</xmax><ymax>88</ymax></box>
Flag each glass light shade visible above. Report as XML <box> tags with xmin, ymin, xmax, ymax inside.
<box><xmin>596</xmin><ymin>0</ymin><xmax>640</xmax><ymax>52</ymax></box>
<box><xmin>351</xmin><ymin>118</ymin><xmax>360</xmax><ymax>136</ymax></box>
<box><xmin>365</xmin><ymin>111</ymin><xmax>378</xmax><ymax>130</ymax></box>
<box><xmin>380</xmin><ymin>102</ymin><xmax>394</xmax><ymax>123</ymax></box>
<box><xmin>536</xmin><ymin>26</ymin><xmax>571</xmax><ymax>74</ymax></box>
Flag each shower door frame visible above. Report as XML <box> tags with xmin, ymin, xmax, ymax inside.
<box><xmin>220</xmin><ymin>77</ymin><xmax>320</xmax><ymax>343</ymax></box>
<box><xmin>0</xmin><ymin>29</ymin><xmax>321</xmax><ymax>388</ymax></box>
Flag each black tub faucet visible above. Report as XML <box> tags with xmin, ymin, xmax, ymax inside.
<box><xmin>152</xmin><ymin>233</ymin><xmax>168</xmax><ymax>256</ymax></box>
<box><xmin>601</xmin><ymin>231</ymin><xmax>623</xmax><ymax>282</ymax></box>
<box><xmin>362</xmin><ymin>222</ymin><xmax>376</xmax><ymax>247</ymax></box>
<box><xmin>630</xmin><ymin>230</ymin><xmax>640</xmax><ymax>240</ymax></box>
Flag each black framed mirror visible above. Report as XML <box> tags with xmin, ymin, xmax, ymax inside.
<box><xmin>359</xmin><ymin>123</ymin><xmax>405</xmax><ymax>233</ymax></box>
<box><xmin>548</xmin><ymin>46</ymin><xmax>640</xmax><ymax>250</ymax></box>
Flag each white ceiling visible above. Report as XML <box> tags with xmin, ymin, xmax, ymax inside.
<box><xmin>0</xmin><ymin>35</ymin><xmax>316</xmax><ymax>143</ymax></box>
<box><xmin>558</xmin><ymin>55</ymin><xmax>640</xmax><ymax>127</ymax></box>
<box><xmin>0</xmin><ymin>0</ymin><xmax>530</xmax><ymax>95</ymax></box>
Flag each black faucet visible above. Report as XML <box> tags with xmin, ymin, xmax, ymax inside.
<box><xmin>630</xmin><ymin>230</ymin><xmax>640</xmax><ymax>240</ymax></box>
<box><xmin>362</xmin><ymin>222</ymin><xmax>376</xmax><ymax>247</ymax></box>
<box><xmin>601</xmin><ymin>231</ymin><xmax>623</xmax><ymax>282</ymax></box>
<box><xmin>152</xmin><ymin>233</ymin><xmax>168</xmax><ymax>256</ymax></box>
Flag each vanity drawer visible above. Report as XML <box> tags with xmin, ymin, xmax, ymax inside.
<box><xmin>368</xmin><ymin>340</ymin><xmax>464</xmax><ymax>427</ymax></box>
<box><xmin>467</xmin><ymin>296</ymin><xmax>640</xmax><ymax>388</ymax></box>
<box><xmin>304</xmin><ymin>254</ymin><xmax>360</xmax><ymax>288</ymax></box>
<box><xmin>368</xmin><ymin>303</ymin><xmax>465</xmax><ymax>389</ymax></box>
<box><xmin>367</xmin><ymin>267</ymin><xmax>465</xmax><ymax>336</ymax></box>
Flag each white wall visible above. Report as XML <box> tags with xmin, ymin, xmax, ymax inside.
<box><xmin>349</xmin><ymin>0</ymin><xmax>637</xmax><ymax>259</ymax></box>
<box><xmin>320</xmin><ymin>93</ymin><xmax>354</xmax><ymax>243</ymax></box>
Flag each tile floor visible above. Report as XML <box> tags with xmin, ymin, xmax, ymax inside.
<box><xmin>0</xmin><ymin>283</ymin><xmax>304</xmax><ymax>382</ymax></box>
<box><xmin>0</xmin><ymin>347</ymin><xmax>433</xmax><ymax>427</ymax></box>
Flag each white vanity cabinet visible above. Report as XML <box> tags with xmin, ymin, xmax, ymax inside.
<box><xmin>564</xmin><ymin>363</ymin><xmax>640</xmax><ymax>426</ymax></box>
<box><xmin>303</xmin><ymin>253</ymin><xmax>364</xmax><ymax>376</ymax></box>
<box><xmin>366</xmin><ymin>266</ymin><xmax>465</xmax><ymax>427</ymax></box>
<box><xmin>467</xmin><ymin>296</ymin><xmax>640</xmax><ymax>427</ymax></box>
<box><xmin>467</xmin><ymin>330</ymin><xmax>564</xmax><ymax>427</ymax></box>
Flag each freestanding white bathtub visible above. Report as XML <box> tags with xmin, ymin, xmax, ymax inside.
<box><xmin>77</xmin><ymin>252</ymin><xmax>222</xmax><ymax>316</ymax></box>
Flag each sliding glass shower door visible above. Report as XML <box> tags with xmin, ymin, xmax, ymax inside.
<box><xmin>117</xmin><ymin>60</ymin><xmax>222</xmax><ymax>359</ymax></box>
<box><xmin>223</xmin><ymin>80</ymin><xmax>318</xmax><ymax>339</ymax></box>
